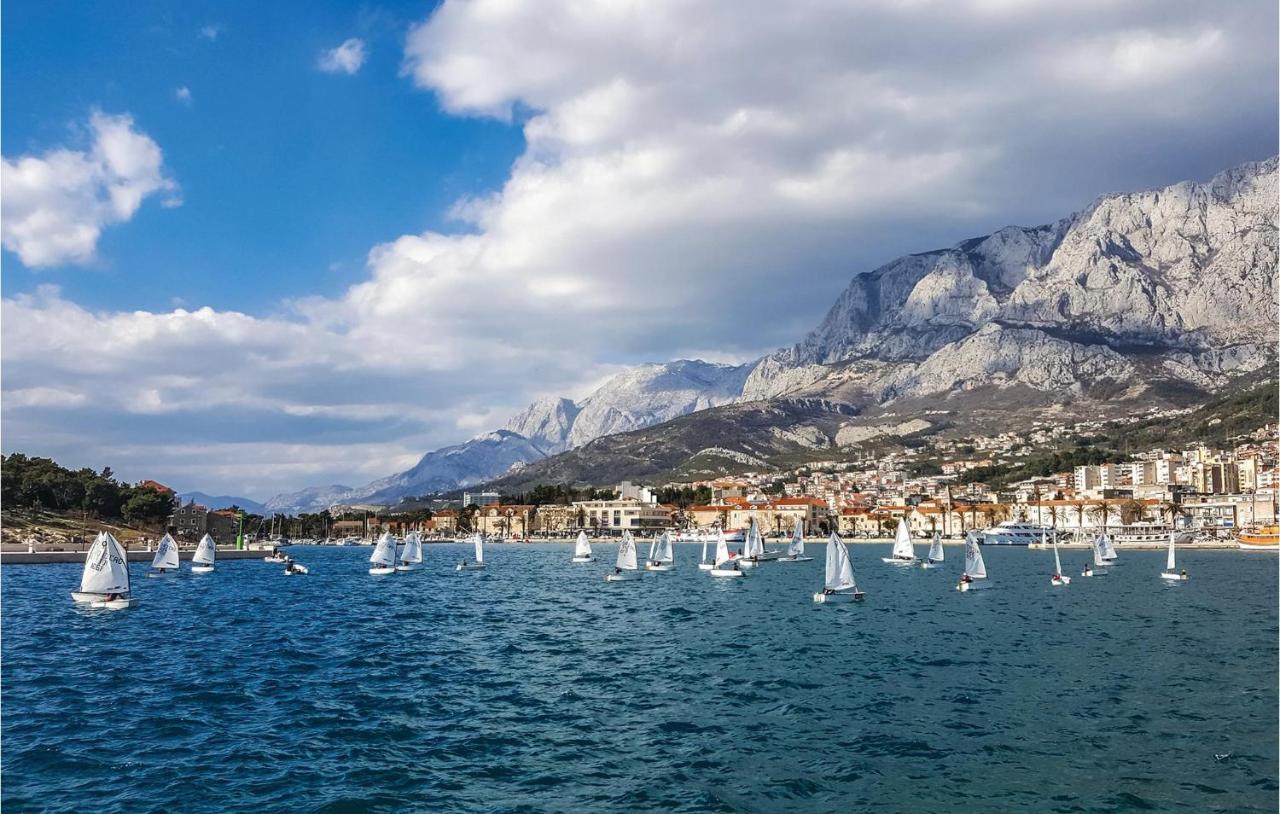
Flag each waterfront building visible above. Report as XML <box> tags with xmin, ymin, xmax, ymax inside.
<box><xmin>474</xmin><ymin>504</ymin><xmax>536</xmax><ymax>538</ymax></box>
<box><xmin>571</xmin><ymin>497</ymin><xmax>671</xmax><ymax>532</ymax></box>
<box><xmin>462</xmin><ymin>491</ymin><xmax>501</xmax><ymax>508</ymax></box>
<box><xmin>169</xmin><ymin>501</ymin><xmax>210</xmax><ymax>540</ymax></box>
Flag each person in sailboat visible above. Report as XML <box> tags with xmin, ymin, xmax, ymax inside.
<box><xmin>1082</xmin><ymin>563</ymin><xmax>1092</xmax><ymax>576</ymax></box>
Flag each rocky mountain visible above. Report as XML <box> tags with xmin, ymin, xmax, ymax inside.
<box><xmin>177</xmin><ymin>492</ymin><xmax>268</xmax><ymax>515</ymax></box>
<box><xmin>264</xmin><ymin>484</ymin><xmax>358</xmax><ymax>516</ymax></box>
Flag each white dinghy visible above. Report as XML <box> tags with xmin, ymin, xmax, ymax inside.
<box><xmin>604</xmin><ymin>531</ymin><xmax>643</xmax><ymax>582</ymax></box>
<box><xmin>456</xmin><ymin>533</ymin><xmax>487</xmax><ymax>571</ymax></box>
<box><xmin>736</xmin><ymin>517</ymin><xmax>766</xmax><ymax>568</ymax></box>
<box><xmin>283</xmin><ymin>558</ymin><xmax>310</xmax><ymax>575</ymax></box>
<box><xmin>883</xmin><ymin>518</ymin><xmax>917</xmax><ymax>565</ymax></box>
<box><xmin>813</xmin><ymin>532</ymin><xmax>864</xmax><ymax>603</ymax></box>
<box><xmin>369</xmin><ymin>532</ymin><xmax>398</xmax><ymax>575</ymax></box>
<box><xmin>709</xmin><ymin>530</ymin><xmax>745</xmax><ymax>577</ymax></box>
<box><xmin>778</xmin><ymin>517</ymin><xmax>813</xmax><ymax>562</ymax></box>
<box><xmin>956</xmin><ymin>532</ymin><xmax>989</xmax><ymax>592</ymax></box>
<box><xmin>1081</xmin><ymin>535</ymin><xmax>1109</xmax><ymax>577</ymax></box>
<box><xmin>71</xmin><ymin>532</ymin><xmax>138</xmax><ymax>608</ymax></box>
<box><xmin>1160</xmin><ymin>530</ymin><xmax>1188</xmax><ymax>581</ymax></box>
<box><xmin>147</xmin><ymin>533</ymin><xmax>180</xmax><ymax>577</ymax></box>
<box><xmin>571</xmin><ymin>531</ymin><xmax>595</xmax><ymax>563</ymax></box>
<box><xmin>697</xmin><ymin>531</ymin><xmax>714</xmax><ymax>570</ymax></box>
<box><xmin>396</xmin><ymin>531</ymin><xmax>423</xmax><ymax>572</ymax></box>
<box><xmin>1049</xmin><ymin>533</ymin><xmax>1070</xmax><ymax>586</ymax></box>
<box><xmin>645</xmin><ymin>531</ymin><xmax>676</xmax><ymax>571</ymax></box>
<box><xmin>191</xmin><ymin>534</ymin><xmax>217</xmax><ymax>573</ymax></box>
<box><xmin>920</xmin><ymin>531</ymin><xmax>944</xmax><ymax>569</ymax></box>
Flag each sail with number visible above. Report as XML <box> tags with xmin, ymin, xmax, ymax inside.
<box><xmin>1099</xmin><ymin>534</ymin><xmax>1118</xmax><ymax>560</ymax></box>
<box><xmin>892</xmin><ymin>519</ymin><xmax>915</xmax><ymax>560</ymax></box>
<box><xmin>400</xmin><ymin>531</ymin><xmax>423</xmax><ymax>564</ymax></box>
<box><xmin>575</xmin><ymin>531</ymin><xmax>592</xmax><ymax>558</ymax></box>
<box><xmin>472</xmin><ymin>533</ymin><xmax>485</xmax><ymax>563</ymax></box>
<box><xmin>787</xmin><ymin>518</ymin><xmax>805</xmax><ymax>557</ymax></box>
<box><xmin>151</xmin><ymin>533</ymin><xmax>179</xmax><ymax>570</ymax></box>
<box><xmin>80</xmin><ymin>532</ymin><xmax>131</xmax><ymax>595</ymax></box>
<box><xmin>963</xmin><ymin>533</ymin><xmax>987</xmax><ymax>579</ymax></box>
<box><xmin>825</xmin><ymin>532</ymin><xmax>857</xmax><ymax>592</ymax></box>
<box><xmin>617</xmin><ymin>531</ymin><xmax>638</xmax><ymax>570</ymax></box>
<box><xmin>193</xmin><ymin>534</ymin><xmax>217</xmax><ymax>565</ymax></box>
<box><xmin>927</xmin><ymin>531</ymin><xmax>944</xmax><ymax>563</ymax></box>
<box><xmin>714</xmin><ymin>531</ymin><xmax>731</xmax><ymax>566</ymax></box>
<box><xmin>370</xmin><ymin>532</ymin><xmax>397</xmax><ymax>566</ymax></box>
<box><xmin>1166</xmin><ymin>530</ymin><xmax>1176</xmax><ymax>571</ymax></box>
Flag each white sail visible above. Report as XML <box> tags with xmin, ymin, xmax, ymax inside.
<box><xmin>1050</xmin><ymin>533</ymin><xmax>1063</xmax><ymax>576</ymax></box>
<box><xmin>1100</xmin><ymin>534</ymin><xmax>1118</xmax><ymax>560</ymax></box>
<box><xmin>1166</xmin><ymin>530</ymin><xmax>1176</xmax><ymax>571</ymax></box>
<box><xmin>746</xmin><ymin>518</ymin><xmax>764</xmax><ymax>558</ymax></box>
<box><xmin>701</xmin><ymin>533</ymin><xmax>710</xmax><ymax>563</ymax></box>
<box><xmin>192</xmin><ymin>533</ymin><xmax>217</xmax><ymax>565</ymax></box>
<box><xmin>617</xmin><ymin>532</ymin><xmax>638</xmax><ymax>570</ymax></box>
<box><xmin>647</xmin><ymin>535</ymin><xmax>659</xmax><ymax>562</ymax></box>
<box><xmin>1091</xmin><ymin>535</ymin><xmax>1107</xmax><ymax>567</ymax></box>
<box><xmin>401</xmin><ymin>532</ymin><xmax>423</xmax><ymax>564</ymax></box>
<box><xmin>80</xmin><ymin>532</ymin><xmax>131</xmax><ymax>594</ymax></box>
<box><xmin>927</xmin><ymin>531</ymin><xmax>944</xmax><ymax>562</ymax></box>
<box><xmin>787</xmin><ymin>518</ymin><xmax>805</xmax><ymax>557</ymax></box>
<box><xmin>656</xmin><ymin>531</ymin><xmax>674</xmax><ymax>563</ymax></box>
<box><xmin>370</xmin><ymin>532</ymin><xmax>397</xmax><ymax>566</ymax></box>
<box><xmin>574</xmin><ymin>531</ymin><xmax>592</xmax><ymax>557</ymax></box>
<box><xmin>151</xmin><ymin>533</ymin><xmax>179</xmax><ymax>570</ymax></box>
<box><xmin>714</xmin><ymin>530</ymin><xmax>731</xmax><ymax>566</ymax></box>
<box><xmin>473</xmin><ymin>533</ymin><xmax>485</xmax><ymax>563</ymax></box>
<box><xmin>963</xmin><ymin>533</ymin><xmax>987</xmax><ymax>579</ymax></box>
<box><xmin>892</xmin><ymin>519</ymin><xmax>915</xmax><ymax>560</ymax></box>
<box><xmin>824</xmin><ymin>532</ymin><xmax>857</xmax><ymax>592</ymax></box>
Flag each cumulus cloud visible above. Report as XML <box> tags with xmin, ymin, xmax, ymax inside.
<box><xmin>175</xmin><ymin>86</ymin><xmax>192</xmax><ymax>105</ymax></box>
<box><xmin>318</xmin><ymin>38</ymin><xmax>367</xmax><ymax>75</ymax></box>
<box><xmin>3</xmin><ymin>0</ymin><xmax>1275</xmax><ymax>496</ymax></box>
<box><xmin>1</xmin><ymin>111</ymin><xmax>180</xmax><ymax>267</ymax></box>
<box><xmin>199</xmin><ymin>24</ymin><xmax>225</xmax><ymax>41</ymax></box>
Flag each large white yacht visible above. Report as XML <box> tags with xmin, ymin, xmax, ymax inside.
<box><xmin>980</xmin><ymin>521</ymin><xmax>1057</xmax><ymax>546</ymax></box>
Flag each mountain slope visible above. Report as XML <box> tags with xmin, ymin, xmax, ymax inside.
<box><xmin>177</xmin><ymin>492</ymin><xmax>268</xmax><ymax>515</ymax></box>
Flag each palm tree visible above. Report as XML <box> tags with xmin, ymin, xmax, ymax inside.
<box><xmin>1119</xmin><ymin>499</ymin><xmax>1148</xmax><ymax>526</ymax></box>
<box><xmin>1072</xmin><ymin>499</ymin><xmax>1088</xmax><ymax>532</ymax></box>
<box><xmin>1088</xmin><ymin>500</ymin><xmax>1116</xmax><ymax>533</ymax></box>
<box><xmin>1046</xmin><ymin>504</ymin><xmax>1060</xmax><ymax>529</ymax></box>
<box><xmin>1157</xmin><ymin>500</ymin><xmax>1186</xmax><ymax>529</ymax></box>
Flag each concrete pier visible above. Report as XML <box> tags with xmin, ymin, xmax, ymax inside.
<box><xmin>1</xmin><ymin>548</ymin><xmax>271</xmax><ymax>564</ymax></box>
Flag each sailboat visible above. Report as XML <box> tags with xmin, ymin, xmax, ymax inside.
<box><xmin>645</xmin><ymin>531</ymin><xmax>676</xmax><ymax>571</ymax></box>
<box><xmin>1049</xmin><ymin>532</ymin><xmax>1070</xmax><ymax>586</ymax></box>
<box><xmin>709</xmin><ymin>530</ymin><xmax>744</xmax><ymax>577</ymax></box>
<box><xmin>369</xmin><ymin>532</ymin><xmax>398</xmax><ymax>575</ymax></box>
<box><xmin>456</xmin><ymin>532</ymin><xmax>487</xmax><ymax>571</ymax></box>
<box><xmin>1080</xmin><ymin>534</ymin><xmax>1109</xmax><ymax>577</ymax></box>
<box><xmin>919</xmin><ymin>531</ymin><xmax>944</xmax><ymax>569</ymax></box>
<box><xmin>396</xmin><ymin>531</ymin><xmax>423</xmax><ymax>572</ymax></box>
<box><xmin>883</xmin><ymin>518</ymin><xmax>917</xmax><ymax>565</ymax></box>
<box><xmin>147</xmin><ymin>533</ymin><xmax>179</xmax><ymax>577</ymax></box>
<box><xmin>737</xmin><ymin>517</ymin><xmax>766</xmax><ymax>568</ymax></box>
<box><xmin>777</xmin><ymin>517</ymin><xmax>813</xmax><ymax>562</ymax></box>
<box><xmin>697</xmin><ymin>530</ymin><xmax>715</xmax><ymax>570</ymax></box>
<box><xmin>571</xmin><ymin>531</ymin><xmax>595</xmax><ymax>563</ymax></box>
<box><xmin>956</xmin><ymin>532</ymin><xmax>988</xmax><ymax>592</ymax></box>
<box><xmin>71</xmin><ymin>532</ymin><xmax>137</xmax><ymax>608</ymax></box>
<box><xmin>813</xmin><ymin>531</ymin><xmax>864</xmax><ymax>602</ymax></box>
<box><xmin>604</xmin><ymin>531</ymin><xmax>642</xmax><ymax>581</ymax></box>
<box><xmin>191</xmin><ymin>533</ymin><xmax>217</xmax><ymax>573</ymax></box>
<box><xmin>1160</xmin><ymin>530</ymin><xmax>1188</xmax><ymax>581</ymax></box>
<box><xmin>1099</xmin><ymin>533</ymin><xmax>1119</xmax><ymax>564</ymax></box>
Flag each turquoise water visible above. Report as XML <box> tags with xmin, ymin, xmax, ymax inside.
<box><xmin>3</xmin><ymin>544</ymin><xmax>1276</xmax><ymax>813</ymax></box>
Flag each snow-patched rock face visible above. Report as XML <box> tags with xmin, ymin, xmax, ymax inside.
<box><xmin>745</xmin><ymin>157</ymin><xmax>1278</xmax><ymax>400</ymax></box>
<box><xmin>505</xmin><ymin>397</ymin><xmax>580</xmax><ymax>453</ymax></box>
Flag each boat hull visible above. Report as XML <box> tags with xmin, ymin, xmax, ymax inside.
<box><xmin>604</xmin><ymin>571</ymin><xmax>642</xmax><ymax>582</ymax></box>
<box><xmin>455</xmin><ymin>563</ymin><xmax>486</xmax><ymax>571</ymax></box>
<box><xmin>70</xmin><ymin>591</ymin><xmax>106</xmax><ymax>604</ymax></box>
<box><xmin>190</xmin><ymin>565</ymin><xmax>215</xmax><ymax>573</ymax></box>
<box><xmin>919</xmin><ymin>560</ymin><xmax>942</xmax><ymax>569</ymax></box>
<box><xmin>736</xmin><ymin>558</ymin><xmax>758</xmax><ymax>569</ymax></box>
<box><xmin>956</xmin><ymin>579</ymin><xmax>990</xmax><ymax>592</ymax></box>
<box><xmin>697</xmin><ymin>562</ymin><xmax>714</xmax><ymax>570</ymax></box>
<box><xmin>369</xmin><ymin>566</ymin><xmax>396</xmax><ymax>575</ymax></box>
<box><xmin>644</xmin><ymin>563</ymin><xmax>675</xmax><ymax>572</ymax></box>
<box><xmin>1160</xmin><ymin>571</ymin><xmax>1189</xmax><ymax>581</ymax></box>
<box><xmin>709</xmin><ymin>568</ymin><xmax>744</xmax><ymax>577</ymax></box>
<box><xmin>813</xmin><ymin>590</ymin><xmax>864</xmax><ymax>603</ymax></box>
<box><xmin>1237</xmin><ymin>541</ymin><xmax>1279</xmax><ymax>551</ymax></box>
<box><xmin>263</xmin><ymin>557</ymin><xmax>286</xmax><ymax>564</ymax></box>
<box><xmin>90</xmin><ymin>597</ymin><xmax>138</xmax><ymax>610</ymax></box>
<box><xmin>570</xmin><ymin>556</ymin><xmax>596</xmax><ymax>563</ymax></box>
<box><xmin>1051</xmin><ymin>575</ymin><xmax>1071</xmax><ymax>586</ymax></box>
<box><xmin>284</xmin><ymin>565</ymin><xmax>309</xmax><ymax>575</ymax></box>
<box><xmin>145</xmin><ymin>569</ymin><xmax>176</xmax><ymax>578</ymax></box>
<box><xmin>394</xmin><ymin>564</ymin><xmax>420</xmax><ymax>572</ymax></box>
<box><xmin>776</xmin><ymin>556</ymin><xmax>813</xmax><ymax>563</ymax></box>
<box><xmin>882</xmin><ymin>558</ymin><xmax>916</xmax><ymax>566</ymax></box>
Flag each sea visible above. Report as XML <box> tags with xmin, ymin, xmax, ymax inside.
<box><xmin>2</xmin><ymin>543</ymin><xmax>1276</xmax><ymax>813</ymax></box>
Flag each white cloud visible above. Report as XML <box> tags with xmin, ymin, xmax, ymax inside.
<box><xmin>1</xmin><ymin>111</ymin><xmax>180</xmax><ymax>267</ymax></box>
<box><xmin>175</xmin><ymin>86</ymin><xmax>192</xmax><ymax>105</ymax></box>
<box><xmin>199</xmin><ymin>24</ymin><xmax>224</xmax><ymax>41</ymax></box>
<box><xmin>318</xmin><ymin>38</ymin><xmax>367</xmax><ymax>75</ymax></box>
<box><xmin>3</xmin><ymin>0</ymin><xmax>1275</xmax><ymax>496</ymax></box>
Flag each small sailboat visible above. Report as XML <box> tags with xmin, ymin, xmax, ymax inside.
<box><xmin>263</xmin><ymin>547</ymin><xmax>287</xmax><ymax>564</ymax></box>
<box><xmin>1081</xmin><ymin>534</ymin><xmax>1109</xmax><ymax>577</ymax></box>
<box><xmin>71</xmin><ymin>532</ymin><xmax>137</xmax><ymax>608</ymax></box>
<box><xmin>456</xmin><ymin>533</ymin><xmax>487</xmax><ymax>571</ymax></box>
<box><xmin>813</xmin><ymin>532</ymin><xmax>864</xmax><ymax>603</ymax></box>
<box><xmin>147</xmin><ymin>533</ymin><xmax>179</xmax><ymax>577</ymax></box>
<box><xmin>191</xmin><ymin>533</ymin><xmax>217</xmax><ymax>573</ymax></box>
<box><xmin>735</xmin><ymin>517</ymin><xmax>766</xmax><ymax>568</ymax></box>
<box><xmin>368</xmin><ymin>532</ymin><xmax>398</xmax><ymax>575</ymax></box>
<box><xmin>956</xmin><ymin>532</ymin><xmax>988</xmax><ymax>592</ymax></box>
<box><xmin>697</xmin><ymin>531</ymin><xmax>714</xmax><ymax>570</ymax></box>
<box><xmin>1099</xmin><ymin>533</ymin><xmax>1119</xmax><ymax>564</ymax></box>
<box><xmin>1160</xmin><ymin>530</ymin><xmax>1188</xmax><ymax>581</ymax></box>
<box><xmin>919</xmin><ymin>531</ymin><xmax>944</xmax><ymax>569</ymax></box>
<box><xmin>571</xmin><ymin>531</ymin><xmax>595</xmax><ymax>563</ymax></box>
<box><xmin>883</xmin><ymin>518</ymin><xmax>917</xmax><ymax>565</ymax></box>
<box><xmin>709</xmin><ymin>530</ymin><xmax>745</xmax><ymax>577</ymax></box>
<box><xmin>604</xmin><ymin>531</ymin><xmax>642</xmax><ymax>582</ymax></box>
<box><xmin>396</xmin><ymin>531</ymin><xmax>423</xmax><ymax>572</ymax></box>
<box><xmin>1049</xmin><ymin>533</ymin><xmax>1070</xmax><ymax>586</ymax></box>
<box><xmin>777</xmin><ymin>517</ymin><xmax>813</xmax><ymax>562</ymax></box>
<box><xmin>645</xmin><ymin>531</ymin><xmax>676</xmax><ymax>571</ymax></box>
<box><xmin>283</xmin><ymin>557</ymin><xmax>310</xmax><ymax>575</ymax></box>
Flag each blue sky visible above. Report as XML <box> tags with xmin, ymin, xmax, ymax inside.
<box><xmin>3</xmin><ymin>1</ymin><xmax>523</xmax><ymax>313</ymax></box>
<box><xmin>2</xmin><ymin>0</ymin><xmax>1276</xmax><ymax>499</ymax></box>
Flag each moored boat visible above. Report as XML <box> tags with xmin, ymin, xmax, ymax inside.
<box><xmin>1237</xmin><ymin>525</ymin><xmax>1279</xmax><ymax>550</ymax></box>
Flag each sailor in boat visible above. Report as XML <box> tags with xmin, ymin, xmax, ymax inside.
<box><xmin>1082</xmin><ymin>563</ymin><xmax>1092</xmax><ymax>576</ymax></box>
<box><xmin>959</xmin><ymin>574</ymin><xmax>973</xmax><ymax>587</ymax></box>
<box><xmin>613</xmin><ymin>566</ymin><xmax>622</xmax><ymax>576</ymax></box>
<box><xmin>1181</xmin><ymin>568</ymin><xmax>1188</xmax><ymax>579</ymax></box>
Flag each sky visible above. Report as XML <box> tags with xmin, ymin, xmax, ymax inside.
<box><xmin>2</xmin><ymin>0</ymin><xmax>1276</xmax><ymax>500</ymax></box>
